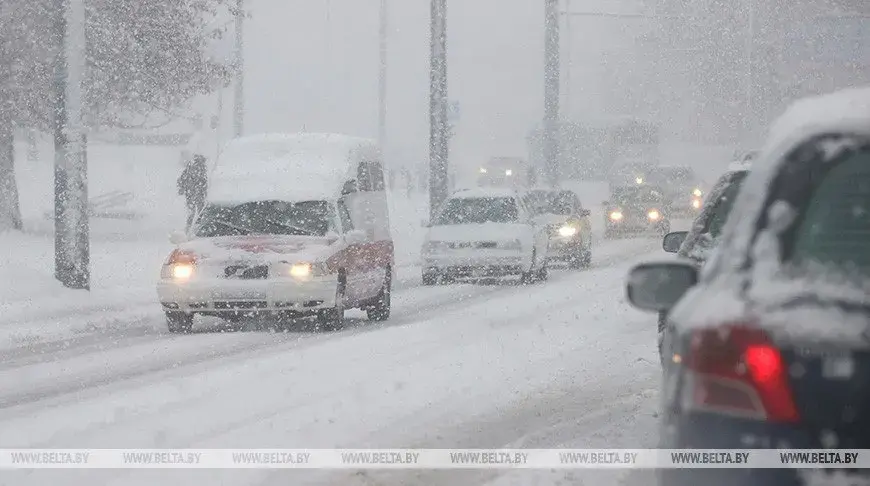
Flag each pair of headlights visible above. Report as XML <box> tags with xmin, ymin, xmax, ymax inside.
<box><xmin>609</xmin><ymin>210</ymin><xmax>661</xmax><ymax>221</ymax></box>
<box><xmin>162</xmin><ymin>259</ymin><xmax>327</xmax><ymax>281</ymax></box>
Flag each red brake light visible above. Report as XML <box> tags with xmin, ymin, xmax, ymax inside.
<box><xmin>684</xmin><ymin>324</ymin><xmax>800</xmax><ymax>423</ymax></box>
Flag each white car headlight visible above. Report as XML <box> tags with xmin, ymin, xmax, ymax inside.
<box><xmin>558</xmin><ymin>225</ymin><xmax>578</xmax><ymax>237</ymax></box>
<box><xmin>279</xmin><ymin>261</ymin><xmax>328</xmax><ymax>279</ymax></box>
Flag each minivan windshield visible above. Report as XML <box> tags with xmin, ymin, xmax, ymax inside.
<box><xmin>436</xmin><ymin>197</ymin><xmax>519</xmax><ymax>225</ymax></box>
<box><xmin>195</xmin><ymin>200</ymin><xmax>333</xmax><ymax>237</ymax></box>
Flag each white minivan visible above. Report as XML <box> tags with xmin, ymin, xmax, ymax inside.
<box><xmin>157</xmin><ymin>133</ymin><xmax>393</xmax><ymax>333</ymax></box>
<box><xmin>421</xmin><ymin>187</ymin><xmax>550</xmax><ymax>285</ymax></box>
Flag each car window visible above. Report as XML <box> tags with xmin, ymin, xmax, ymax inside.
<box><xmin>791</xmin><ymin>148</ymin><xmax>870</xmax><ymax>274</ymax></box>
<box><xmin>706</xmin><ymin>172</ymin><xmax>748</xmax><ymax>238</ymax></box>
<box><xmin>435</xmin><ymin>197</ymin><xmax>519</xmax><ymax>225</ymax></box>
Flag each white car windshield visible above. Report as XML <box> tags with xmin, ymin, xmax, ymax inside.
<box><xmin>436</xmin><ymin>197</ymin><xmax>519</xmax><ymax>225</ymax></box>
<box><xmin>195</xmin><ymin>200</ymin><xmax>332</xmax><ymax>237</ymax></box>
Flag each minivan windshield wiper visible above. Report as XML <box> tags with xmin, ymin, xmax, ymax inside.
<box><xmin>263</xmin><ymin>219</ymin><xmax>316</xmax><ymax>236</ymax></box>
<box><xmin>209</xmin><ymin>219</ymin><xmax>254</xmax><ymax>235</ymax></box>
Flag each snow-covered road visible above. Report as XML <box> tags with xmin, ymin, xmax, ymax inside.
<box><xmin>0</xmin><ymin>236</ymin><xmax>664</xmax><ymax>486</ymax></box>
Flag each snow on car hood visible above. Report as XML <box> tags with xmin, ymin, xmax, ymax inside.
<box><xmin>425</xmin><ymin>223</ymin><xmax>531</xmax><ymax>243</ymax></box>
<box><xmin>176</xmin><ymin>235</ymin><xmax>336</xmax><ymax>263</ymax></box>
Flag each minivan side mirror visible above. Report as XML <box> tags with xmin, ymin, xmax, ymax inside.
<box><xmin>580</xmin><ymin>208</ymin><xmax>591</xmax><ymax>217</ymax></box>
<box><xmin>662</xmin><ymin>231</ymin><xmax>689</xmax><ymax>253</ymax></box>
<box><xmin>169</xmin><ymin>230</ymin><xmax>189</xmax><ymax>245</ymax></box>
<box><xmin>625</xmin><ymin>261</ymin><xmax>699</xmax><ymax>312</ymax></box>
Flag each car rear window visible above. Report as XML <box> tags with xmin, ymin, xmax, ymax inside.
<box><xmin>436</xmin><ymin>197</ymin><xmax>519</xmax><ymax>225</ymax></box>
<box><xmin>791</xmin><ymin>149</ymin><xmax>870</xmax><ymax>274</ymax></box>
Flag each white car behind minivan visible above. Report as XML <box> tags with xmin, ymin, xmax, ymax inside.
<box><xmin>421</xmin><ymin>188</ymin><xmax>549</xmax><ymax>285</ymax></box>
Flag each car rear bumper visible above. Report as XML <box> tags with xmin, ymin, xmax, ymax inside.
<box><xmin>547</xmin><ymin>237</ymin><xmax>586</xmax><ymax>259</ymax></box>
<box><xmin>606</xmin><ymin>220</ymin><xmax>667</xmax><ymax>233</ymax></box>
<box><xmin>658</xmin><ymin>411</ymin><xmax>852</xmax><ymax>486</ymax></box>
<box><xmin>423</xmin><ymin>250</ymin><xmax>531</xmax><ymax>277</ymax></box>
<box><xmin>156</xmin><ymin>276</ymin><xmax>339</xmax><ymax>315</ymax></box>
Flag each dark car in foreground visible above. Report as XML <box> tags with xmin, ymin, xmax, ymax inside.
<box><xmin>656</xmin><ymin>162</ymin><xmax>751</xmax><ymax>362</ymax></box>
<box><xmin>604</xmin><ymin>185</ymin><xmax>671</xmax><ymax>238</ymax></box>
<box><xmin>626</xmin><ymin>88</ymin><xmax>870</xmax><ymax>486</ymax></box>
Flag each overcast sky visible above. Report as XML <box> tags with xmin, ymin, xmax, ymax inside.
<box><xmin>241</xmin><ymin>0</ymin><xmax>642</xmax><ymax>171</ymax></box>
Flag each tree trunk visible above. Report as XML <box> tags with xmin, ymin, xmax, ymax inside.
<box><xmin>0</xmin><ymin>118</ymin><xmax>22</xmax><ymax>232</ymax></box>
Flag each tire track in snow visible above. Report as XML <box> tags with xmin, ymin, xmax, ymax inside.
<box><xmin>0</xmin><ymin>237</ymin><xmax>659</xmax><ymax>412</ymax></box>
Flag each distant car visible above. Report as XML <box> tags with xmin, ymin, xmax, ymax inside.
<box><xmin>626</xmin><ymin>87</ymin><xmax>870</xmax><ymax>486</ymax></box>
<box><xmin>524</xmin><ymin>189</ymin><xmax>593</xmax><ymax>269</ymax></box>
<box><xmin>157</xmin><ymin>133</ymin><xmax>393</xmax><ymax>333</ymax></box>
<box><xmin>648</xmin><ymin>165</ymin><xmax>705</xmax><ymax>218</ymax></box>
<box><xmin>421</xmin><ymin>187</ymin><xmax>549</xmax><ymax>284</ymax></box>
<box><xmin>655</xmin><ymin>162</ymin><xmax>751</xmax><ymax>363</ymax></box>
<box><xmin>603</xmin><ymin>185</ymin><xmax>671</xmax><ymax>238</ymax></box>
<box><xmin>477</xmin><ymin>157</ymin><xmax>532</xmax><ymax>189</ymax></box>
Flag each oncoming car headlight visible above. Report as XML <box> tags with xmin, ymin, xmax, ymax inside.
<box><xmin>558</xmin><ymin>225</ymin><xmax>578</xmax><ymax>237</ymax></box>
<box><xmin>691</xmin><ymin>198</ymin><xmax>702</xmax><ymax>209</ymax></box>
<box><xmin>282</xmin><ymin>262</ymin><xmax>329</xmax><ymax>279</ymax></box>
<box><xmin>647</xmin><ymin>209</ymin><xmax>661</xmax><ymax>221</ymax></box>
<box><xmin>161</xmin><ymin>249</ymin><xmax>196</xmax><ymax>281</ymax></box>
<box><xmin>693</xmin><ymin>188</ymin><xmax>703</xmax><ymax>197</ymax></box>
<box><xmin>609</xmin><ymin>211</ymin><xmax>624</xmax><ymax>221</ymax></box>
<box><xmin>171</xmin><ymin>264</ymin><xmax>194</xmax><ymax>280</ymax></box>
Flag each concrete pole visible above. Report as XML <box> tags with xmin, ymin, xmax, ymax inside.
<box><xmin>378</xmin><ymin>0</ymin><xmax>388</xmax><ymax>148</ymax></box>
<box><xmin>544</xmin><ymin>0</ymin><xmax>561</xmax><ymax>187</ymax></box>
<box><xmin>53</xmin><ymin>0</ymin><xmax>89</xmax><ymax>290</ymax></box>
<box><xmin>233</xmin><ymin>0</ymin><xmax>245</xmax><ymax>138</ymax></box>
<box><xmin>429</xmin><ymin>0</ymin><xmax>449</xmax><ymax>219</ymax></box>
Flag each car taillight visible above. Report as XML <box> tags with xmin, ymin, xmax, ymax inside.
<box><xmin>683</xmin><ymin>324</ymin><xmax>800</xmax><ymax>423</ymax></box>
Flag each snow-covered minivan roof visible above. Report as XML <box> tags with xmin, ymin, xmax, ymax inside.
<box><xmin>209</xmin><ymin>133</ymin><xmax>380</xmax><ymax>205</ymax></box>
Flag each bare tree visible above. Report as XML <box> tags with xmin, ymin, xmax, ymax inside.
<box><xmin>0</xmin><ymin>0</ymin><xmax>235</xmax><ymax>232</ymax></box>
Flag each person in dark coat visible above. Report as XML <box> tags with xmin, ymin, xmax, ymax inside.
<box><xmin>178</xmin><ymin>154</ymin><xmax>208</xmax><ymax>231</ymax></box>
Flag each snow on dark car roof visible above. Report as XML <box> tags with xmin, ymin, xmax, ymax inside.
<box><xmin>711</xmin><ymin>87</ymin><xmax>870</xmax><ymax>279</ymax></box>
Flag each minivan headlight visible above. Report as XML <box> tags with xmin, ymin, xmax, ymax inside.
<box><xmin>558</xmin><ymin>225</ymin><xmax>578</xmax><ymax>237</ymax></box>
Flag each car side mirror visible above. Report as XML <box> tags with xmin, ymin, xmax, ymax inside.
<box><xmin>344</xmin><ymin>229</ymin><xmax>367</xmax><ymax>245</ymax></box>
<box><xmin>580</xmin><ymin>209</ymin><xmax>591</xmax><ymax>217</ymax></box>
<box><xmin>169</xmin><ymin>230</ymin><xmax>189</xmax><ymax>245</ymax></box>
<box><xmin>626</xmin><ymin>261</ymin><xmax>699</xmax><ymax>312</ymax></box>
<box><xmin>662</xmin><ymin>231</ymin><xmax>688</xmax><ymax>253</ymax></box>
<box><xmin>602</xmin><ymin>200</ymin><xmax>610</xmax><ymax>207</ymax></box>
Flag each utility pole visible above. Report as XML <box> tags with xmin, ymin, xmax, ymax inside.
<box><xmin>564</xmin><ymin>0</ymin><xmax>572</xmax><ymax>113</ymax></box>
<box><xmin>743</xmin><ymin>0</ymin><xmax>754</xmax><ymax>140</ymax></box>
<box><xmin>233</xmin><ymin>0</ymin><xmax>245</xmax><ymax>138</ymax></box>
<box><xmin>429</xmin><ymin>0</ymin><xmax>449</xmax><ymax>220</ymax></box>
<box><xmin>543</xmin><ymin>0</ymin><xmax>560</xmax><ymax>187</ymax></box>
<box><xmin>378</xmin><ymin>0</ymin><xmax>388</xmax><ymax>148</ymax></box>
<box><xmin>53</xmin><ymin>0</ymin><xmax>89</xmax><ymax>290</ymax></box>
